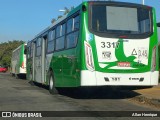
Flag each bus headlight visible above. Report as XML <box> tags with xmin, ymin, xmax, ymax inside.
<box><xmin>84</xmin><ymin>41</ymin><xmax>95</xmax><ymax>71</ymax></box>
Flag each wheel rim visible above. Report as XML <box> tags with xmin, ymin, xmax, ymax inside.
<box><xmin>50</xmin><ymin>76</ymin><xmax>53</xmax><ymax>90</ymax></box>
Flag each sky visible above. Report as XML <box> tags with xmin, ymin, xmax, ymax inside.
<box><xmin>0</xmin><ymin>0</ymin><xmax>159</xmax><ymax>43</ymax></box>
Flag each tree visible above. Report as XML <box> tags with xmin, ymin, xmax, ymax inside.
<box><xmin>0</xmin><ymin>40</ymin><xmax>24</xmax><ymax>67</ymax></box>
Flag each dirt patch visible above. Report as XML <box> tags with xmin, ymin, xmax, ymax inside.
<box><xmin>129</xmin><ymin>95</ymin><xmax>160</xmax><ymax>109</ymax></box>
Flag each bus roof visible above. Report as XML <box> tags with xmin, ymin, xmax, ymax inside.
<box><xmin>32</xmin><ymin>3</ymin><xmax>82</xmax><ymax>41</ymax></box>
<box><xmin>12</xmin><ymin>43</ymin><xmax>26</xmax><ymax>53</ymax></box>
<box><xmin>34</xmin><ymin>14</ymin><xmax>68</xmax><ymax>38</ymax></box>
<box><xmin>31</xmin><ymin>1</ymin><xmax>153</xmax><ymax>41</ymax></box>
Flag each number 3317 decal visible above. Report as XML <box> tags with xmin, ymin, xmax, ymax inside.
<box><xmin>101</xmin><ymin>42</ymin><xmax>120</xmax><ymax>48</ymax></box>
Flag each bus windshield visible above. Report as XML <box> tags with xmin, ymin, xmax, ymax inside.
<box><xmin>90</xmin><ymin>4</ymin><xmax>152</xmax><ymax>35</ymax></box>
<box><xmin>24</xmin><ymin>45</ymin><xmax>27</xmax><ymax>55</ymax></box>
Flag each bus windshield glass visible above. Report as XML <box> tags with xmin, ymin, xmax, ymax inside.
<box><xmin>90</xmin><ymin>5</ymin><xmax>152</xmax><ymax>35</ymax></box>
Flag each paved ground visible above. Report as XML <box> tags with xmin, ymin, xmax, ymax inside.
<box><xmin>0</xmin><ymin>73</ymin><xmax>159</xmax><ymax>120</ymax></box>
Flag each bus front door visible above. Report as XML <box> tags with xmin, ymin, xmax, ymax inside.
<box><xmin>34</xmin><ymin>38</ymin><xmax>42</xmax><ymax>83</ymax></box>
<box><xmin>41</xmin><ymin>35</ymin><xmax>47</xmax><ymax>84</ymax></box>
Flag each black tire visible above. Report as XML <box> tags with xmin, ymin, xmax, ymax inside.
<box><xmin>49</xmin><ymin>71</ymin><xmax>58</xmax><ymax>95</ymax></box>
<box><xmin>11</xmin><ymin>73</ymin><xmax>14</xmax><ymax>77</ymax></box>
<box><xmin>15</xmin><ymin>74</ymin><xmax>19</xmax><ymax>79</ymax></box>
<box><xmin>29</xmin><ymin>81</ymin><xmax>35</xmax><ymax>86</ymax></box>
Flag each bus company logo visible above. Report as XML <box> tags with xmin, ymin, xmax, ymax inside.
<box><xmin>2</xmin><ymin>112</ymin><xmax>11</xmax><ymax>117</ymax></box>
<box><xmin>118</xmin><ymin>62</ymin><xmax>130</xmax><ymax>67</ymax></box>
<box><xmin>102</xmin><ymin>51</ymin><xmax>111</xmax><ymax>59</ymax></box>
<box><xmin>129</xmin><ymin>77</ymin><xmax>144</xmax><ymax>82</ymax></box>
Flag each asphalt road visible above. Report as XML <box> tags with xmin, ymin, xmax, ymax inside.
<box><xmin>0</xmin><ymin>73</ymin><xmax>159</xmax><ymax>120</ymax></box>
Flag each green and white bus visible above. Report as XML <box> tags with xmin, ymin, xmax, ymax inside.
<box><xmin>27</xmin><ymin>1</ymin><xmax>159</xmax><ymax>94</ymax></box>
<box><xmin>11</xmin><ymin>43</ymin><xmax>27</xmax><ymax>78</ymax></box>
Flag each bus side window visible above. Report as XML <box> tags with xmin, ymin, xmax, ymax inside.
<box><xmin>55</xmin><ymin>24</ymin><xmax>65</xmax><ymax>51</ymax></box>
<box><xmin>47</xmin><ymin>30</ymin><xmax>55</xmax><ymax>53</ymax></box>
<box><xmin>56</xmin><ymin>25</ymin><xmax>61</xmax><ymax>38</ymax></box>
<box><xmin>66</xmin><ymin>31</ymin><xmax>79</xmax><ymax>49</ymax></box>
<box><xmin>67</xmin><ymin>18</ymin><xmax>73</xmax><ymax>33</ymax></box>
<box><xmin>36</xmin><ymin>38</ymin><xmax>42</xmax><ymax>56</ymax></box>
<box><xmin>74</xmin><ymin>15</ymin><xmax>80</xmax><ymax>30</ymax></box>
<box><xmin>62</xmin><ymin>23</ymin><xmax>66</xmax><ymax>36</ymax></box>
<box><xmin>66</xmin><ymin>14</ymin><xmax>80</xmax><ymax>49</ymax></box>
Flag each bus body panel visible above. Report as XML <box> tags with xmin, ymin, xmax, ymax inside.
<box><xmin>33</xmin><ymin>37</ymin><xmax>47</xmax><ymax>84</ymax></box>
<box><xmin>26</xmin><ymin>1</ymin><xmax>159</xmax><ymax>88</ymax></box>
<box><xmin>45</xmin><ymin>53</ymin><xmax>53</xmax><ymax>84</ymax></box>
<box><xmin>49</xmin><ymin>49</ymin><xmax>80</xmax><ymax>87</ymax></box>
<box><xmin>41</xmin><ymin>36</ymin><xmax>47</xmax><ymax>84</ymax></box>
<box><xmin>34</xmin><ymin>56</ymin><xmax>42</xmax><ymax>83</ymax></box>
<box><xmin>11</xmin><ymin>43</ymin><xmax>26</xmax><ymax>75</ymax></box>
<box><xmin>52</xmin><ymin>52</ymin><xmax>63</xmax><ymax>86</ymax></box>
<box><xmin>26</xmin><ymin>57</ymin><xmax>32</xmax><ymax>80</ymax></box>
<box><xmin>94</xmin><ymin>36</ymin><xmax>150</xmax><ymax>73</ymax></box>
<box><xmin>26</xmin><ymin>42</ymin><xmax>32</xmax><ymax>80</ymax></box>
<box><xmin>80</xmin><ymin>1</ymin><xmax>159</xmax><ymax>87</ymax></box>
<box><xmin>61</xmin><ymin>49</ymin><xmax>78</xmax><ymax>87</ymax></box>
<box><xmin>80</xmin><ymin>70</ymin><xmax>158</xmax><ymax>86</ymax></box>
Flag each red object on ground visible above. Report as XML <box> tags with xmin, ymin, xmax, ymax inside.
<box><xmin>0</xmin><ymin>67</ymin><xmax>7</xmax><ymax>72</ymax></box>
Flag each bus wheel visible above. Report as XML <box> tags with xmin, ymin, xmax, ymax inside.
<box><xmin>29</xmin><ymin>81</ymin><xmax>35</xmax><ymax>86</ymax></box>
<box><xmin>49</xmin><ymin>72</ymin><xmax>58</xmax><ymax>95</ymax></box>
<box><xmin>15</xmin><ymin>74</ymin><xmax>19</xmax><ymax>79</ymax></box>
<box><xmin>11</xmin><ymin>73</ymin><xmax>14</xmax><ymax>77</ymax></box>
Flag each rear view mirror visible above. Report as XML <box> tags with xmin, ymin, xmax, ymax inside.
<box><xmin>157</xmin><ymin>22</ymin><xmax>160</xmax><ymax>27</ymax></box>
